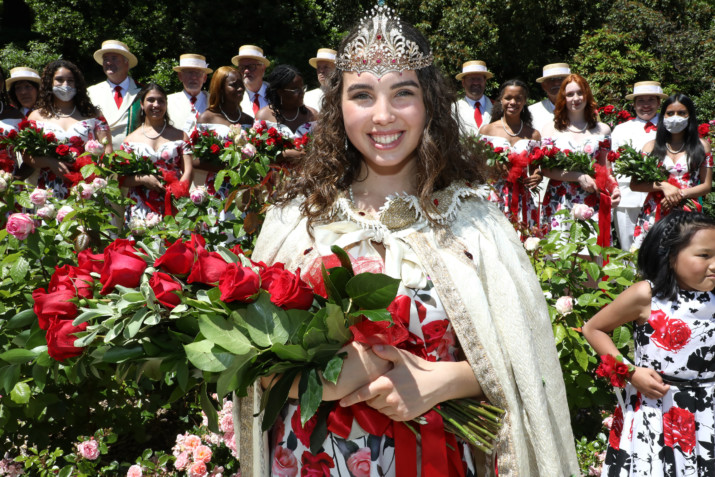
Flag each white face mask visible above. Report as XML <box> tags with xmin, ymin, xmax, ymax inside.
<box><xmin>52</xmin><ymin>85</ymin><xmax>76</xmax><ymax>102</ymax></box>
<box><xmin>663</xmin><ymin>115</ymin><xmax>689</xmax><ymax>134</ymax></box>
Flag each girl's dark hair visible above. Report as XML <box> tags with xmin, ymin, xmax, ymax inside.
<box><xmin>35</xmin><ymin>60</ymin><xmax>98</xmax><ymax>117</ymax></box>
<box><xmin>277</xmin><ymin>19</ymin><xmax>487</xmax><ymax>226</ymax></box>
<box><xmin>490</xmin><ymin>79</ymin><xmax>533</xmax><ymax>128</ymax></box>
<box><xmin>138</xmin><ymin>83</ymin><xmax>172</xmax><ymax>126</ymax></box>
<box><xmin>652</xmin><ymin>94</ymin><xmax>705</xmax><ymax>175</ymax></box>
<box><xmin>0</xmin><ymin>67</ymin><xmax>10</xmax><ymax>108</ymax></box>
<box><xmin>9</xmin><ymin>80</ymin><xmax>39</xmax><ymax>110</ymax></box>
<box><xmin>553</xmin><ymin>74</ymin><xmax>598</xmax><ymax>132</ymax></box>
<box><xmin>638</xmin><ymin>211</ymin><xmax>715</xmax><ymax>300</ymax></box>
<box><xmin>265</xmin><ymin>64</ymin><xmax>307</xmax><ymax>122</ymax></box>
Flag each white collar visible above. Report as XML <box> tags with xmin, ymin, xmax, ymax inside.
<box><xmin>248</xmin><ymin>82</ymin><xmax>268</xmax><ymax>99</ymax></box>
<box><xmin>107</xmin><ymin>77</ymin><xmax>131</xmax><ymax>93</ymax></box>
<box><xmin>633</xmin><ymin>114</ymin><xmax>659</xmax><ymax>124</ymax></box>
<box><xmin>464</xmin><ymin>95</ymin><xmax>486</xmax><ymax>109</ymax></box>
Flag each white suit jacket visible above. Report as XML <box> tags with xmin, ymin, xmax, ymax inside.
<box><xmin>610</xmin><ymin>116</ymin><xmax>659</xmax><ymax>208</ymax></box>
<box><xmin>240</xmin><ymin>82</ymin><xmax>269</xmax><ymax>118</ymax></box>
<box><xmin>88</xmin><ymin>78</ymin><xmax>141</xmax><ymax>150</ymax></box>
<box><xmin>167</xmin><ymin>90</ymin><xmax>208</xmax><ymax>133</ymax></box>
<box><xmin>528</xmin><ymin>99</ymin><xmax>555</xmax><ymax>135</ymax></box>
<box><xmin>303</xmin><ymin>88</ymin><xmax>324</xmax><ymax>112</ymax></box>
<box><xmin>455</xmin><ymin>96</ymin><xmax>492</xmax><ymax>137</ymax></box>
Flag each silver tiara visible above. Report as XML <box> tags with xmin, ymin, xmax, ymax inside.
<box><xmin>335</xmin><ymin>3</ymin><xmax>433</xmax><ymax>77</ymax></box>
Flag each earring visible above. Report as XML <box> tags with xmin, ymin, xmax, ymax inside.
<box><xmin>344</xmin><ymin>136</ymin><xmax>349</xmax><ymax>151</ymax></box>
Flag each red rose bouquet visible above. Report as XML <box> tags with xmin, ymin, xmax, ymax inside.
<box><xmin>101</xmin><ymin>149</ymin><xmax>159</xmax><ymax>178</ymax></box>
<box><xmin>189</xmin><ymin>128</ymin><xmax>228</xmax><ymax>167</ymax></box>
<box><xmin>597</xmin><ymin>105</ymin><xmax>633</xmax><ymax>130</ymax></box>
<box><xmin>1</xmin><ymin>119</ymin><xmax>85</xmax><ymax>162</ymax></box>
<box><xmin>595</xmin><ymin>354</ymin><xmax>634</xmax><ymax>388</ymax></box>
<box><xmin>612</xmin><ymin>144</ymin><xmax>668</xmax><ymax>183</ymax></box>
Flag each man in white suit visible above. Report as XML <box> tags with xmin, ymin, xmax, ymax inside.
<box><xmin>232</xmin><ymin>45</ymin><xmax>270</xmax><ymax>117</ymax></box>
<box><xmin>611</xmin><ymin>81</ymin><xmax>667</xmax><ymax>250</ymax></box>
<box><xmin>167</xmin><ymin>54</ymin><xmax>212</xmax><ymax>133</ymax></box>
<box><xmin>88</xmin><ymin>40</ymin><xmax>141</xmax><ymax>150</ymax></box>
<box><xmin>528</xmin><ymin>63</ymin><xmax>570</xmax><ymax>135</ymax></box>
<box><xmin>303</xmin><ymin>48</ymin><xmax>336</xmax><ymax>112</ymax></box>
<box><xmin>454</xmin><ymin>60</ymin><xmax>493</xmax><ymax>137</ymax></box>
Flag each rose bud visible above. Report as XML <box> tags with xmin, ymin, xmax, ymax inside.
<box><xmin>29</xmin><ymin>188</ymin><xmax>49</xmax><ymax>206</ymax></box>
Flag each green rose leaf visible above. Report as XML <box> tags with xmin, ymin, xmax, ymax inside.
<box><xmin>329</xmin><ymin>245</ymin><xmax>355</xmax><ymax>275</ymax></box>
<box><xmin>271</xmin><ymin>343</ymin><xmax>309</xmax><ymax>361</ymax></box>
<box><xmin>101</xmin><ymin>345</ymin><xmax>144</xmax><ymax>363</ymax></box>
<box><xmin>184</xmin><ymin>340</ymin><xmax>231</xmax><ymax>372</ymax></box>
<box><xmin>201</xmin><ymin>382</ymin><xmax>219</xmax><ymax>433</ymax></box>
<box><xmin>299</xmin><ymin>368</ymin><xmax>323</xmax><ymax>426</ymax></box>
<box><xmin>0</xmin><ymin>348</ymin><xmax>38</xmax><ymax>364</ymax></box>
<box><xmin>243</xmin><ymin>293</ymin><xmax>290</xmax><ymax>347</ymax></box>
<box><xmin>198</xmin><ymin>313</ymin><xmax>253</xmax><ymax>355</ymax></box>
<box><xmin>261</xmin><ymin>368</ymin><xmax>301</xmax><ymax>432</ymax></box>
<box><xmin>322</xmin><ymin>353</ymin><xmax>345</xmax><ymax>385</ymax></box>
<box><xmin>349</xmin><ymin>309</ymin><xmax>392</xmax><ymax>322</ymax></box>
<box><xmin>217</xmin><ymin>351</ymin><xmax>257</xmax><ymax>398</ymax></box>
<box><xmin>10</xmin><ymin>381</ymin><xmax>31</xmax><ymax>404</ymax></box>
<box><xmin>6</xmin><ymin>309</ymin><xmax>36</xmax><ymax>329</ymax></box>
<box><xmin>325</xmin><ymin>303</ymin><xmax>351</xmax><ymax>343</ymax></box>
<box><xmin>9</xmin><ymin>256</ymin><xmax>29</xmax><ymax>283</ymax></box>
<box><xmin>345</xmin><ymin>273</ymin><xmax>400</xmax><ymax>310</ymax></box>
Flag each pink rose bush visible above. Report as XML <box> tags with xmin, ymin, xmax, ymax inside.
<box><xmin>76</xmin><ymin>438</ymin><xmax>100</xmax><ymax>460</ymax></box>
<box><xmin>555</xmin><ymin>295</ymin><xmax>574</xmax><ymax>315</ymax></box>
<box><xmin>126</xmin><ymin>464</ymin><xmax>143</xmax><ymax>477</ymax></box>
<box><xmin>6</xmin><ymin>213</ymin><xmax>35</xmax><ymax>240</ymax></box>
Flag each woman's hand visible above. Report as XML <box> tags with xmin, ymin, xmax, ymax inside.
<box><xmin>137</xmin><ymin>174</ymin><xmax>165</xmax><ymax>192</ymax></box>
<box><xmin>339</xmin><ymin>345</ymin><xmax>481</xmax><ymax>422</ymax></box>
<box><xmin>524</xmin><ymin>169</ymin><xmax>542</xmax><ymax>189</ymax></box>
<box><xmin>322</xmin><ymin>341</ymin><xmax>393</xmax><ymax>402</ymax></box>
<box><xmin>660</xmin><ymin>182</ymin><xmax>682</xmax><ymax>211</ymax></box>
<box><xmin>629</xmin><ymin>367</ymin><xmax>670</xmax><ymax>400</ymax></box>
<box><xmin>46</xmin><ymin>158</ymin><xmax>70</xmax><ymax>177</ymax></box>
<box><xmin>578</xmin><ymin>173</ymin><xmax>597</xmax><ymax>193</ymax></box>
<box><xmin>610</xmin><ymin>186</ymin><xmax>621</xmax><ymax>208</ymax></box>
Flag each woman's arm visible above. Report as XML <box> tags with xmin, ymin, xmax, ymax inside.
<box><xmin>181</xmin><ymin>133</ymin><xmax>193</xmax><ymax>183</ymax></box>
<box><xmin>542</xmin><ymin>167</ymin><xmax>597</xmax><ymax>192</ymax></box>
<box><xmin>582</xmin><ymin>281</ymin><xmax>669</xmax><ymax>399</ymax></box>
<box><xmin>121</xmin><ymin>174</ymin><xmax>165</xmax><ymax>191</ymax></box>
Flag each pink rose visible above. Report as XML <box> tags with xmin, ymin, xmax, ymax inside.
<box><xmin>127</xmin><ymin>464</ymin><xmax>143</xmax><ymax>477</ymax></box>
<box><xmin>241</xmin><ymin>143</ymin><xmax>257</xmax><ymax>157</ymax></box>
<box><xmin>583</xmin><ymin>144</ymin><xmax>594</xmax><ymax>154</ymax></box>
<box><xmin>572</xmin><ymin>203</ymin><xmax>595</xmax><ymax>221</ymax></box>
<box><xmin>92</xmin><ymin>177</ymin><xmax>108</xmax><ymax>190</ymax></box>
<box><xmin>57</xmin><ymin>205</ymin><xmax>74</xmax><ymax>222</ymax></box>
<box><xmin>29</xmin><ymin>188</ymin><xmax>49</xmax><ymax>205</ymax></box>
<box><xmin>346</xmin><ymin>447</ymin><xmax>371</xmax><ymax>477</ymax></box>
<box><xmin>193</xmin><ymin>444</ymin><xmax>212</xmax><ymax>464</ymax></box>
<box><xmin>6</xmin><ymin>213</ymin><xmax>35</xmax><ymax>240</ymax></box>
<box><xmin>161</xmin><ymin>150</ymin><xmax>171</xmax><ymax>161</ymax></box>
<box><xmin>555</xmin><ymin>296</ymin><xmax>574</xmax><ymax>315</ymax></box>
<box><xmin>78</xmin><ymin>183</ymin><xmax>95</xmax><ymax>199</ymax></box>
<box><xmin>187</xmin><ymin>461</ymin><xmax>208</xmax><ymax>477</ymax></box>
<box><xmin>190</xmin><ymin>186</ymin><xmax>208</xmax><ymax>205</ymax></box>
<box><xmin>77</xmin><ymin>439</ymin><xmax>100</xmax><ymax>460</ymax></box>
<box><xmin>271</xmin><ymin>446</ymin><xmax>298</xmax><ymax>477</ymax></box>
<box><xmin>174</xmin><ymin>451</ymin><xmax>190</xmax><ymax>470</ymax></box>
<box><xmin>37</xmin><ymin>204</ymin><xmax>57</xmax><ymax>220</ymax></box>
<box><xmin>184</xmin><ymin>434</ymin><xmax>202</xmax><ymax>449</ymax></box>
<box><xmin>85</xmin><ymin>139</ymin><xmax>104</xmax><ymax>155</ymax></box>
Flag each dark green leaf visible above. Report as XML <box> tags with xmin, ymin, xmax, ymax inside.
<box><xmin>349</xmin><ymin>309</ymin><xmax>392</xmax><ymax>322</ymax></box>
<box><xmin>0</xmin><ymin>365</ymin><xmax>20</xmax><ymax>394</ymax></box>
<box><xmin>271</xmin><ymin>344</ymin><xmax>309</xmax><ymax>361</ymax></box>
<box><xmin>262</xmin><ymin>368</ymin><xmax>300</xmax><ymax>432</ymax></box>
<box><xmin>345</xmin><ymin>273</ymin><xmax>400</xmax><ymax>309</ymax></box>
<box><xmin>244</xmin><ymin>293</ymin><xmax>290</xmax><ymax>347</ymax></box>
<box><xmin>321</xmin><ymin>264</ymin><xmax>344</xmax><ymax>303</ymax></box>
<box><xmin>6</xmin><ymin>309</ymin><xmax>36</xmax><ymax>329</ymax></box>
<box><xmin>184</xmin><ymin>340</ymin><xmax>230</xmax><ymax>372</ymax></box>
<box><xmin>299</xmin><ymin>368</ymin><xmax>323</xmax><ymax>426</ymax></box>
<box><xmin>216</xmin><ymin>350</ymin><xmax>257</xmax><ymax>398</ymax></box>
<box><xmin>0</xmin><ymin>348</ymin><xmax>38</xmax><ymax>364</ymax></box>
<box><xmin>325</xmin><ymin>303</ymin><xmax>351</xmax><ymax>343</ymax></box>
<box><xmin>101</xmin><ymin>346</ymin><xmax>144</xmax><ymax>363</ymax></box>
<box><xmin>201</xmin><ymin>383</ymin><xmax>219</xmax><ymax>433</ymax></box>
<box><xmin>198</xmin><ymin>313</ymin><xmax>253</xmax><ymax>354</ymax></box>
<box><xmin>329</xmin><ymin>245</ymin><xmax>355</xmax><ymax>275</ymax></box>
<box><xmin>322</xmin><ymin>353</ymin><xmax>345</xmax><ymax>385</ymax></box>
<box><xmin>309</xmin><ymin>404</ymin><xmax>332</xmax><ymax>455</ymax></box>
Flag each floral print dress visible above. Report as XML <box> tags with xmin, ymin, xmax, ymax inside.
<box><xmin>632</xmin><ymin>153</ymin><xmax>713</xmax><ymax>249</ymax></box>
<box><xmin>483</xmin><ymin>136</ymin><xmax>540</xmax><ymax>230</ymax></box>
<box><xmin>35</xmin><ymin>118</ymin><xmax>105</xmax><ymax>199</ymax></box>
<box><xmin>121</xmin><ymin>140</ymin><xmax>186</xmax><ymax>221</ymax></box>
<box><xmin>603</xmin><ymin>286</ymin><xmax>715</xmax><ymax>476</ymax></box>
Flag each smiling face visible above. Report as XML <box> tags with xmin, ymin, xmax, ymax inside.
<box><xmin>222</xmin><ymin>70</ymin><xmax>245</xmax><ymax>105</ymax></box>
<box><xmin>462</xmin><ymin>73</ymin><xmax>486</xmax><ymax>101</ymax></box>
<box><xmin>501</xmin><ymin>85</ymin><xmax>526</xmax><ymax>118</ymax></box>
<box><xmin>672</xmin><ymin>228</ymin><xmax>715</xmax><ymax>292</ymax></box>
<box><xmin>634</xmin><ymin>95</ymin><xmax>660</xmax><ymax>121</ymax></box>
<box><xmin>563</xmin><ymin>81</ymin><xmax>585</xmax><ymax>112</ymax></box>
<box><xmin>102</xmin><ymin>53</ymin><xmax>130</xmax><ymax>84</ymax></box>
<box><xmin>342</xmin><ymin>70</ymin><xmax>426</xmax><ymax>177</ymax></box>
<box><xmin>142</xmin><ymin>89</ymin><xmax>167</xmax><ymax>121</ymax></box>
<box><xmin>177</xmin><ymin>68</ymin><xmax>207</xmax><ymax>96</ymax></box>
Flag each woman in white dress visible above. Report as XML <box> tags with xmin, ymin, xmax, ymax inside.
<box><xmin>25</xmin><ymin>60</ymin><xmax>112</xmax><ymax>199</ymax></box>
<box><xmin>0</xmin><ymin>67</ymin><xmax>25</xmax><ymax>176</ymax></box>
<box><xmin>480</xmin><ymin>79</ymin><xmax>541</xmax><ymax>231</ymax></box>
<box><xmin>541</xmin><ymin>73</ymin><xmax>620</xmax><ymax>245</ymax></box>
<box><xmin>121</xmin><ymin>84</ymin><xmax>192</xmax><ymax>222</ymax></box>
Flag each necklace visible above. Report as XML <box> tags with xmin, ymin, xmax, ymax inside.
<box><xmin>142</xmin><ymin>121</ymin><xmax>167</xmax><ymax>140</ymax></box>
<box><xmin>282</xmin><ymin>107</ymin><xmax>301</xmax><ymax>122</ymax></box>
<box><xmin>501</xmin><ymin>116</ymin><xmax>523</xmax><ymax>137</ymax></box>
<box><xmin>666</xmin><ymin>142</ymin><xmax>685</xmax><ymax>154</ymax></box>
<box><xmin>52</xmin><ymin>104</ymin><xmax>76</xmax><ymax>118</ymax></box>
<box><xmin>219</xmin><ymin>105</ymin><xmax>241</xmax><ymax>124</ymax></box>
<box><xmin>567</xmin><ymin>122</ymin><xmax>588</xmax><ymax>133</ymax></box>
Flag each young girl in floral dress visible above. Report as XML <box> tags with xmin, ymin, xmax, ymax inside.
<box><xmin>583</xmin><ymin>211</ymin><xmax>715</xmax><ymax>476</ymax></box>
<box><xmin>631</xmin><ymin>94</ymin><xmax>712</xmax><ymax>250</ymax></box>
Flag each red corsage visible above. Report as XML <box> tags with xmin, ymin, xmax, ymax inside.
<box><xmin>595</xmin><ymin>354</ymin><xmax>635</xmax><ymax>388</ymax></box>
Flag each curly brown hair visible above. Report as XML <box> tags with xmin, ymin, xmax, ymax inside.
<box><xmin>553</xmin><ymin>74</ymin><xmax>598</xmax><ymax>132</ymax></box>
<box><xmin>277</xmin><ymin>19</ymin><xmax>487</xmax><ymax>226</ymax></box>
<box><xmin>35</xmin><ymin>60</ymin><xmax>98</xmax><ymax>118</ymax></box>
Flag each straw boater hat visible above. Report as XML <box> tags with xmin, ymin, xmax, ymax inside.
<box><xmin>536</xmin><ymin>63</ymin><xmax>571</xmax><ymax>83</ymax></box>
<box><xmin>455</xmin><ymin>61</ymin><xmax>493</xmax><ymax>81</ymax></box>
<box><xmin>625</xmin><ymin>81</ymin><xmax>668</xmax><ymax>100</ymax></box>
<box><xmin>231</xmin><ymin>45</ymin><xmax>270</xmax><ymax>67</ymax></box>
<box><xmin>6</xmin><ymin>67</ymin><xmax>41</xmax><ymax>89</ymax></box>
<box><xmin>92</xmin><ymin>40</ymin><xmax>138</xmax><ymax>69</ymax></box>
<box><xmin>172</xmin><ymin>54</ymin><xmax>213</xmax><ymax>74</ymax></box>
<box><xmin>309</xmin><ymin>48</ymin><xmax>337</xmax><ymax>69</ymax></box>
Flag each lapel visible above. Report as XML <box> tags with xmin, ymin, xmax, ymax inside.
<box><xmin>116</xmin><ymin>78</ymin><xmax>140</xmax><ymax>119</ymax></box>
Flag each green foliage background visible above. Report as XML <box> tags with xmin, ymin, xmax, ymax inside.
<box><xmin>1</xmin><ymin>0</ymin><xmax>714</xmax><ymax>117</ymax></box>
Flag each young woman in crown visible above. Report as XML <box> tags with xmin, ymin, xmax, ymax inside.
<box><xmin>235</xmin><ymin>4</ymin><xmax>579</xmax><ymax>476</ymax></box>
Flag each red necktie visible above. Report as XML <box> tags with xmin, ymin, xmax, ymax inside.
<box><xmin>113</xmin><ymin>85</ymin><xmax>123</xmax><ymax>108</ymax></box>
<box><xmin>474</xmin><ymin>102</ymin><xmax>483</xmax><ymax>128</ymax></box>
<box><xmin>190</xmin><ymin>96</ymin><xmax>197</xmax><ymax>112</ymax></box>
<box><xmin>644</xmin><ymin>121</ymin><xmax>657</xmax><ymax>132</ymax></box>
<box><xmin>252</xmin><ymin>94</ymin><xmax>260</xmax><ymax>115</ymax></box>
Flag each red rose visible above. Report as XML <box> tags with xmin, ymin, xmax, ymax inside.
<box><xmin>100</xmin><ymin>246</ymin><xmax>147</xmax><ymax>295</ymax></box>
<box><xmin>154</xmin><ymin>238</ymin><xmax>196</xmax><ymax>275</ymax></box>
<box><xmin>422</xmin><ymin>319</ymin><xmax>449</xmax><ymax>352</ymax></box>
<box><xmin>219</xmin><ymin>263</ymin><xmax>260</xmax><ymax>303</ymax></box>
<box><xmin>69</xmin><ymin>136</ymin><xmax>83</xmax><ymax>147</ymax></box>
<box><xmin>649</xmin><ymin>309</ymin><xmax>691</xmax><ymax>352</ymax></box>
<box><xmin>267</xmin><ymin>127</ymin><xmax>278</xmax><ymax>138</ymax></box>
<box><xmin>224</xmin><ymin>141</ymin><xmax>233</xmax><ymax>148</ymax></box>
<box><xmin>271</xmin><ymin>446</ymin><xmax>298</xmax><ymax>477</ymax></box>
<box><xmin>300</xmin><ymin>451</ymin><xmax>334</xmax><ymax>477</ymax></box>
<box><xmin>77</xmin><ymin>249</ymin><xmax>104</xmax><ymax>275</ymax></box>
<box><xmin>608</xmin><ymin>405</ymin><xmax>624</xmax><ymax>450</ymax></box>
<box><xmin>46</xmin><ymin>318</ymin><xmax>87</xmax><ymax>361</ymax></box>
<box><xmin>74</xmin><ymin>156</ymin><xmax>93</xmax><ymax>169</ymax></box>
<box><xmin>210</xmin><ymin>144</ymin><xmax>221</xmax><ymax>154</ymax></box>
<box><xmin>187</xmin><ymin>248</ymin><xmax>229</xmax><ymax>285</ymax></box>
<box><xmin>698</xmin><ymin>123</ymin><xmax>711</xmax><ymax>138</ymax></box>
<box><xmin>7</xmin><ymin>129</ymin><xmax>18</xmax><ymax>139</ymax></box>
<box><xmin>55</xmin><ymin>144</ymin><xmax>70</xmax><ymax>156</ymax></box>
<box><xmin>584</xmin><ymin>194</ymin><xmax>599</xmax><ymax>207</ymax></box>
<box><xmin>260</xmin><ymin>264</ymin><xmax>314</xmax><ymax>310</ymax></box>
<box><xmin>290</xmin><ymin>405</ymin><xmax>319</xmax><ymax>447</ymax></box>
<box><xmin>266</xmin><ymin>137</ymin><xmax>276</xmax><ymax>147</ymax></box>
<box><xmin>49</xmin><ymin>265</ymin><xmax>94</xmax><ymax>299</ymax></box>
<box><xmin>167</xmin><ymin>179</ymin><xmax>190</xmax><ymax>198</ymax></box>
<box><xmin>607</xmin><ymin>151</ymin><xmax>620</xmax><ymax>162</ymax></box>
<box><xmin>190</xmin><ymin>129</ymin><xmax>200</xmax><ymax>141</ymax></box>
<box><xmin>663</xmin><ymin>406</ymin><xmax>696</xmax><ymax>454</ymax></box>
<box><xmin>617</xmin><ymin>110</ymin><xmax>632</xmax><ymax>120</ymax></box>
<box><xmin>33</xmin><ymin>288</ymin><xmax>78</xmax><ymax>330</ymax></box>
<box><xmin>43</xmin><ymin>132</ymin><xmax>56</xmax><ymax>142</ymax></box>
<box><xmin>603</xmin><ymin>105</ymin><xmax>615</xmax><ymax>114</ymax></box>
<box><xmin>149</xmin><ymin>272</ymin><xmax>182</xmax><ymax>309</ymax></box>
<box><xmin>350</xmin><ymin>295</ymin><xmax>411</xmax><ymax>347</ymax></box>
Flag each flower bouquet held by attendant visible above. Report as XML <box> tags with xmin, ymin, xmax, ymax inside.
<box><xmin>120</xmin><ymin>83</ymin><xmax>192</xmax><ymax>222</ymax></box>
<box><xmin>540</xmin><ymin>74</ymin><xmax>621</xmax><ymax>247</ymax></box>
<box><xmin>236</xmin><ymin>3</ymin><xmax>579</xmax><ymax>476</ymax></box>
<box><xmin>479</xmin><ymin>79</ymin><xmax>542</xmax><ymax>233</ymax></box>
<box><xmin>0</xmin><ymin>67</ymin><xmax>25</xmax><ymax>176</ymax></box>
<box><xmin>23</xmin><ymin>60</ymin><xmax>112</xmax><ymax>199</ymax></box>
<box><xmin>630</xmin><ymin>94</ymin><xmax>712</xmax><ymax>249</ymax></box>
